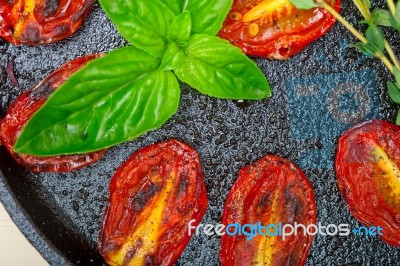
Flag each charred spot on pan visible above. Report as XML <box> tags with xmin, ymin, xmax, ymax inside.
<box><xmin>130</xmin><ymin>183</ymin><xmax>160</xmax><ymax>212</ymax></box>
<box><xmin>41</xmin><ymin>0</ymin><xmax>60</xmax><ymax>17</ymax></box>
<box><xmin>234</xmin><ymin>100</ymin><xmax>253</xmax><ymax>108</ymax></box>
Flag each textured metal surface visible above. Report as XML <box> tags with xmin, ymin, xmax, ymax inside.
<box><xmin>0</xmin><ymin>1</ymin><xmax>399</xmax><ymax>265</ymax></box>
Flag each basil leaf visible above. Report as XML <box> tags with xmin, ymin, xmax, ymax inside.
<box><xmin>15</xmin><ymin>47</ymin><xmax>181</xmax><ymax>156</ymax></box>
<box><xmin>99</xmin><ymin>0</ymin><xmax>176</xmax><ymax>58</ymax></box>
<box><xmin>155</xmin><ymin>0</ymin><xmax>233</xmax><ymax>34</ymax></box>
<box><xmin>175</xmin><ymin>34</ymin><xmax>270</xmax><ymax>100</ymax></box>
<box><xmin>182</xmin><ymin>0</ymin><xmax>233</xmax><ymax>35</ymax></box>
<box><xmin>162</xmin><ymin>0</ymin><xmax>184</xmax><ymax>15</ymax></box>
<box><xmin>396</xmin><ymin>109</ymin><xmax>400</xmax><ymax>126</ymax></box>
<box><xmin>160</xmin><ymin>42</ymin><xmax>186</xmax><ymax>71</ymax></box>
<box><xmin>388</xmin><ymin>81</ymin><xmax>400</xmax><ymax>103</ymax></box>
<box><xmin>289</xmin><ymin>0</ymin><xmax>319</xmax><ymax>10</ymax></box>
<box><xmin>372</xmin><ymin>9</ymin><xmax>391</xmax><ymax>27</ymax></box>
<box><xmin>168</xmin><ymin>11</ymin><xmax>191</xmax><ymax>45</ymax></box>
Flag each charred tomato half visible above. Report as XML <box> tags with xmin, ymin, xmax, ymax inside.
<box><xmin>0</xmin><ymin>0</ymin><xmax>95</xmax><ymax>45</ymax></box>
<box><xmin>336</xmin><ymin>119</ymin><xmax>400</xmax><ymax>247</ymax></box>
<box><xmin>0</xmin><ymin>54</ymin><xmax>106</xmax><ymax>172</ymax></box>
<box><xmin>99</xmin><ymin>139</ymin><xmax>208</xmax><ymax>266</ymax></box>
<box><xmin>220</xmin><ymin>155</ymin><xmax>316</xmax><ymax>266</ymax></box>
<box><xmin>218</xmin><ymin>0</ymin><xmax>340</xmax><ymax>59</ymax></box>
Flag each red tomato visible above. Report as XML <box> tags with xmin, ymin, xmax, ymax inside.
<box><xmin>0</xmin><ymin>54</ymin><xmax>106</xmax><ymax>172</ymax></box>
<box><xmin>336</xmin><ymin>119</ymin><xmax>400</xmax><ymax>247</ymax></box>
<box><xmin>99</xmin><ymin>139</ymin><xmax>208</xmax><ymax>266</ymax></box>
<box><xmin>218</xmin><ymin>0</ymin><xmax>340</xmax><ymax>59</ymax></box>
<box><xmin>0</xmin><ymin>0</ymin><xmax>95</xmax><ymax>45</ymax></box>
<box><xmin>220</xmin><ymin>155</ymin><xmax>316</xmax><ymax>266</ymax></box>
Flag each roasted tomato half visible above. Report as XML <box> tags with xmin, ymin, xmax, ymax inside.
<box><xmin>0</xmin><ymin>54</ymin><xmax>106</xmax><ymax>172</ymax></box>
<box><xmin>218</xmin><ymin>0</ymin><xmax>340</xmax><ymax>59</ymax></box>
<box><xmin>220</xmin><ymin>155</ymin><xmax>316</xmax><ymax>266</ymax></box>
<box><xmin>336</xmin><ymin>120</ymin><xmax>400</xmax><ymax>247</ymax></box>
<box><xmin>99</xmin><ymin>139</ymin><xmax>208</xmax><ymax>266</ymax></box>
<box><xmin>0</xmin><ymin>0</ymin><xmax>95</xmax><ymax>45</ymax></box>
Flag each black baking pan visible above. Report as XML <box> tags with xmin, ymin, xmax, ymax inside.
<box><xmin>0</xmin><ymin>1</ymin><xmax>399</xmax><ymax>265</ymax></box>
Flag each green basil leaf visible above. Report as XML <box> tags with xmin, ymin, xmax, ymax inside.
<box><xmin>162</xmin><ymin>0</ymin><xmax>233</xmax><ymax>34</ymax></box>
<box><xmin>183</xmin><ymin>0</ymin><xmax>233</xmax><ymax>35</ymax></box>
<box><xmin>396</xmin><ymin>109</ymin><xmax>400</xmax><ymax>126</ymax></box>
<box><xmin>175</xmin><ymin>34</ymin><xmax>270</xmax><ymax>100</ymax></box>
<box><xmin>388</xmin><ymin>81</ymin><xmax>400</xmax><ymax>103</ymax></box>
<box><xmin>15</xmin><ymin>47</ymin><xmax>181</xmax><ymax>156</ymax></box>
<box><xmin>160</xmin><ymin>42</ymin><xmax>187</xmax><ymax>71</ymax></box>
<box><xmin>162</xmin><ymin>0</ymin><xmax>183</xmax><ymax>15</ymax></box>
<box><xmin>365</xmin><ymin>25</ymin><xmax>384</xmax><ymax>53</ymax></box>
<box><xmin>289</xmin><ymin>0</ymin><xmax>319</xmax><ymax>10</ymax></box>
<box><xmin>372</xmin><ymin>9</ymin><xmax>391</xmax><ymax>27</ymax></box>
<box><xmin>99</xmin><ymin>0</ymin><xmax>176</xmax><ymax>58</ymax></box>
<box><xmin>168</xmin><ymin>11</ymin><xmax>191</xmax><ymax>45</ymax></box>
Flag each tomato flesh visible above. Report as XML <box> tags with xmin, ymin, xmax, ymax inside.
<box><xmin>218</xmin><ymin>0</ymin><xmax>340</xmax><ymax>59</ymax></box>
<box><xmin>99</xmin><ymin>139</ymin><xmax>208</xmax><ymax>266</ymax></box>
<box><xmin>0</xmin><ymin>0</ymin><xmax>95</xmax><ymax>45</ymax></box>
<box><xmin>220</xmin><ymin>155</ymin><xmax>316</xmax><ymax>266</ymax></box>
<box><xmin>336</xmin><ymin>119</ymin><xmax>400</xmax><ymax>247</ymax></box>
<box><xmin>0</xmin><ymin>54</ymin><xmax>106</xmax><ymax>172</ymax></box>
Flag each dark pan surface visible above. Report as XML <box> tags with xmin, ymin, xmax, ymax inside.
<box><xmin>1</xmin><ymin>1</ymin><xmax>399</xmax><ymax>265</ymax></box>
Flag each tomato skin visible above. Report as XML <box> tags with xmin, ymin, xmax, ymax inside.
<box><xmin>220</xmin><ymin>155</ymin><xmax>316</xmax><ymax>266</ymax></box>
<box><xmin>0</xmin><ymin>54</ymin><xmax>106</xmax><ymax>172</ymax></box>
<box><xmin>0</xmin><ymin>0</ymin><xmax>95</xmax><ymax>45</ymax></box>
<box><xmin>99</xmin><ymin>139</ymin><xmax>208</xmax><ymax>266</ymax></box>
<box><xmin>336</xmin><ymin>120</ymin><xmax>400</xmax><ymax>247</ymax></box>
<box><xmin>218</xmin><ymin>0</ymin><xmax>340</xmax><ymax>59</ymax></box>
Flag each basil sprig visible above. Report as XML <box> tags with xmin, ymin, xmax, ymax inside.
<box><xmin>15</xmin><ymin>0</ymin><xmax>271</xmax><ymax>156</ymax></box>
